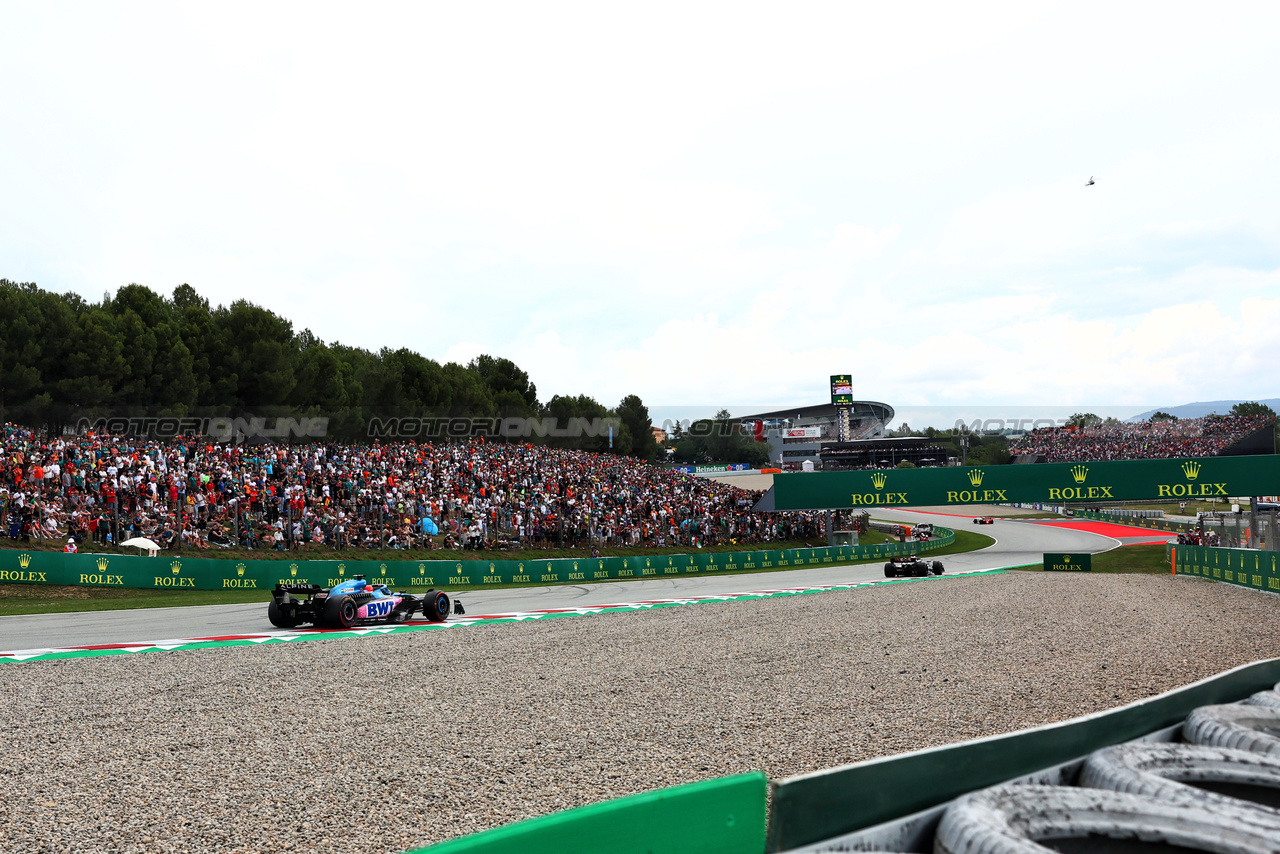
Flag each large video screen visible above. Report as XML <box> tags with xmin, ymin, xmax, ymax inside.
<box><xmin>830</xmin><ymin>374</ymin><xmax>853</xmax><ymax>406</ymax></box>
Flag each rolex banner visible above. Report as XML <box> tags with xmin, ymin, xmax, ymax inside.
<box><xmin>763</xmin><ymin>456</ymin><xmax>1280</xmax><ymax>511</ymax></box>
<box><xmin>1173</xmin><ymin>545</ymin><xmax>1280</xmax><ymax>594</ymax></box>
<box><xmin>1043</xmin><ymin>552</ymin><xmax>1091</xmax><ymax>572</ymax></box>
<box><xmin>0</xmin><ymin>528</ymin><xmax>954</xmax><ymax>591</ymax></box>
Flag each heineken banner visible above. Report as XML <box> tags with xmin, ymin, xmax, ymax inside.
<box><xmin>0</xmin><ymin>528</ymin><xmax>954</xmax><ymax>591</ymax></box>
<box><xmin>1172</xmin><ymin>544</ymin><xmax>1280</xmax><ymax>594</ymax></box>
<box><xmin>762</xmin><ymin>455</ymin><xmax>1280</xmax><ymax>511</ymax></box>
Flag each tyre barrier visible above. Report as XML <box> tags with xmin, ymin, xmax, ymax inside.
<box><xmin>1079</xmin><ymin>742</ymin><xmax>1280</xmax><ymax>814</ymax></box>
<box><xmin>1183</xmin><ymin>704</ymin><xmax>1280</xmax><ymax>756</ymax></box>
<box><xmin>934</xmin><ymin>784</ymin><xmax>1280</xmax><ymax>854</ymax></box>
<box><xmin>1245</xmin><ymin>690</ymin><xmax>1280</xmax><ymax>710</ymax></box>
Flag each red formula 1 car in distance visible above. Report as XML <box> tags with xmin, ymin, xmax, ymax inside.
<box><xmin>973</xmin><ymin>516</ymin><xmax>994</xmax><ymax>525</ymax></box>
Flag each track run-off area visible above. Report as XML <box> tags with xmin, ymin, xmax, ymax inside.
<box><xmin>0</xmin><ymin>509</ymin><xmax>1169</xmax><ymax>661</ymax></box>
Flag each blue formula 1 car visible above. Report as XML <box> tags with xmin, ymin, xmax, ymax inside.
<box><xmin>268</xmin><ymin>575</ymin><xmax>455</xmax><ymax>629</ymax></box>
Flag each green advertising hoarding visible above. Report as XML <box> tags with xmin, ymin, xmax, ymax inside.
<box><xmin>1043</xmin><ymin>552</ymin><xmax>1091</xmax><ymax>572</ymax></box>
<box><xmin>764</xmin><ymin>455</ymin><xmax>1280</xmax><ymax>511</ymax></box>
<box><xmin>1172</xmin><ymin>544</ymin><xmax>1280</xmax><ymax>594</ymax></box>
<box><xmin>0</xmin><ymin>528</ymin><xmax>955</xmax><ymax>592</ymax></box>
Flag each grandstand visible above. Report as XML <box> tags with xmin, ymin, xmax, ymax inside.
<box><xmin>736</xmin><ymin>401</ymin><xmax>894</xmax><ymax>470</ymax></box>
<box><xmin>0</xmin><ymin>423</ymin><xmax>829</xmax><ymax>556</ymax></box>
<box><xmin>1009</xmin><ymin>414</ymin><xmax>1276</xmax><ymax>463</ymax></box>
<box><xmin>818</xmin><ymin>437</ymin><xmax>951</xmax><ymax>471</ymax></box>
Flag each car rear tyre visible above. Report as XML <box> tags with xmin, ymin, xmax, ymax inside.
<box><xmin>932</xmin><ymin>561</ymin><xmax>944</xmax><ymax>575</ymax></box>
<box><xmin>324</xmin><ymin>595</ymin><xmax>359</xmax><ymax>629</ymax></box>
<box><xmin>883</xmin><ymin>563</ymin><xmax>895</xmax><ymax>578</ymax></box>
<box><xmin>267</xmin><ymin>598</ymin><xmax>300</xmax><ymax>629</ymax></box>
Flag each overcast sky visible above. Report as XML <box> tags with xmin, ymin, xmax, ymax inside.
<box><xmin>3</xmin><ymin>2</ymin><xmax>1277</xmax><ymax>425</ymax></box>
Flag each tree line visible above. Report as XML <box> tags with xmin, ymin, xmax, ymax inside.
<box><xmin>0</xmin><ymin>280</ymin><xmax>659</xmax><ymax>458</ymax></box>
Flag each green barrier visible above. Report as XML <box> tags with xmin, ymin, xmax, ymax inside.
<box><xmin>1043</xmin><ymin>552</ymin><xmax>1091</xmax><ymax>572</ymax></box>
<box><xmin>765</xmin><ymin>658</ymin><xmax>1280</xmax><ymax>852</ymax></box>
<box><xmin>1170</xmin><ymin>543</ymin><xmax>1280</xmax><ymax>593</ymax></box>
<box><xmin>404</xmin><ymin>772</ymin><xmax>768</xmax><ymax>854</ymax></box>
<box><xmin>767</xmin><ymin>455</ymin><xmax>1280</xmax><ymax>510</ymax></box>
<box><xmin>0</xmin><ymin>528</ymin><xmax>954</xmax><ymax>591</ymax></box>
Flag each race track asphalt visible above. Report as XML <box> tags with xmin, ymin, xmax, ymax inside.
<box><xmin>0</xmin><ymin>509</ymin><xmax>1150</xmax><ymax>653</ymax></box>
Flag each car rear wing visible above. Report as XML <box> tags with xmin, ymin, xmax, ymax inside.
<box><xmin>273</xmin><ymin>583</ymin><xmax>324</xmax><ymax>597</ymax></box>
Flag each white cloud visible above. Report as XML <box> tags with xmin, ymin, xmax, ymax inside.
<box><xmin>827</xmin><ymin>223</ymin><xmax>900</xmax><ymax>259</ymax></box>
<box><xmin>1</xmin><ymin>2</ymin><xmax>1279</xmax><ymax>417</ymax></box>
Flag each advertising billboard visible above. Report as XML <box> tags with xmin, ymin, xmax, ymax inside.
<box><xmin>830</xmin><ymin>375</ymin><xmax>853</xmax><ymax>406</ymax></box>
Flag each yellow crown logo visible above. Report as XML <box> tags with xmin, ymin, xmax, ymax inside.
<box><xmin>646</xmin><ymin>557</ymin><xmax>651</xmax><ymax>567</ymax></box>
<box><xmin>967</xmin><ymin>469</ymin><xmax>984</xmax><ymax>486</ymax></box>
<box><xmin>489</xmin><ymin>563</ymin><xmax>496</xmax><ymax>572</ymax></box>
<box><xmin>518</xmin><ymin>563</ymin><xmax>524</xmax><ymax>573</ymax></box>
<box><xmin>171</xmin><ymin>561</ymin><xmax>182</xmax><ymax>574</ymax></box>
<box><xmin>236</xmin><ymin>563</ymin><xmax>246</xmax><ymax>577</ymax></box>
<box><xmin>1063</xmin><ymin>555</ymin><xmax>1071</xmax><ymax>563</ymax></box>
<box><xmin>455</xmin><ymin>563</ymin><xmax>462</xmax><ymax>572</ymax></box>
<box><xmin>1182</xmin><ymin>461</ymin><xmax>1201</xmax><ymax>480</ymax></box>
<box><xmin>95</xmin><ymin>556</ymin><xmax>107</xmax><ymax>571</ymax></box>
<box><xmin>290</xmin><ymin>563</ymin><xmax>299</xmax><ymax>577</ymax></box>
<box><xmin>419</xmin><ymin>563</ymin><xmax>426</xmax><ymax>575</ymax></box>
<box><xmin>338</xmin><ymin>564</ymin><xmax>346</xmax><ymax>576</ymax></box>
<box><xmin>19</xmin><ymin>553</ymin><xmax>32</xmax><ymax>569</ymax></box>
<box><xmin>379</xmin><ymin>563</ymin><xmax>387</xmax><ymax>573</ymax></box>
<box><xmin>1070</xmin><ymin>465</ymin><xmax>1089</xmax><ymax>483</ymax></box>
<box><xmin>598</xmin><ymin>560</ymin><xmax>604</xmax><ymax>569</ymax></box>
<box><xmin>870</xmin><ymin>472</ymin><xmax>888</xmax><ymax>489</ymax></box>
<box><xmin>572</xmin><ymin>561</ymin><xmax>578</xmax><ymax>571</ymax></box>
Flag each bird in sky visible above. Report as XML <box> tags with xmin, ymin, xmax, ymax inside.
<box><xmin>1086</xmin><ymin>176</ymin><xmax>1095</xmax><ymax>186</ymax></box>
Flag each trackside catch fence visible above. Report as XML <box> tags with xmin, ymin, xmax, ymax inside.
<box><xmin>1075</xmin><ymin>508</ymin><xmax>1279</xmax><ymax>550</ymax></box>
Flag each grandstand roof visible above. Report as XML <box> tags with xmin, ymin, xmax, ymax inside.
<box><xmin>735</xmin><ymin>401</ymin><xmax>894</xmax><ymax>424</ymax></box>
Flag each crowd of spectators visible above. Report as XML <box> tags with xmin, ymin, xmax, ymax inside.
<box><xmin>1008</xmin><ymin>414</ymin><xmax>1273</xmax><ymax>462</ymax></box>
<box><xmin>1</xmin><ymin>424</ymin><xmax>825</xmax><ymax>554</ymax></box>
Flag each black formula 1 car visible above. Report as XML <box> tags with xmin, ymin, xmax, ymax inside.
<box><xmin>268</xmin><ymin>575</ymin><xmax>455</xmax><ymax>629</ymax></box>
<box><xmin>883</xmin><ymin>555</ymin><xmax>945</xmax><ymax>578</ymax></box>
